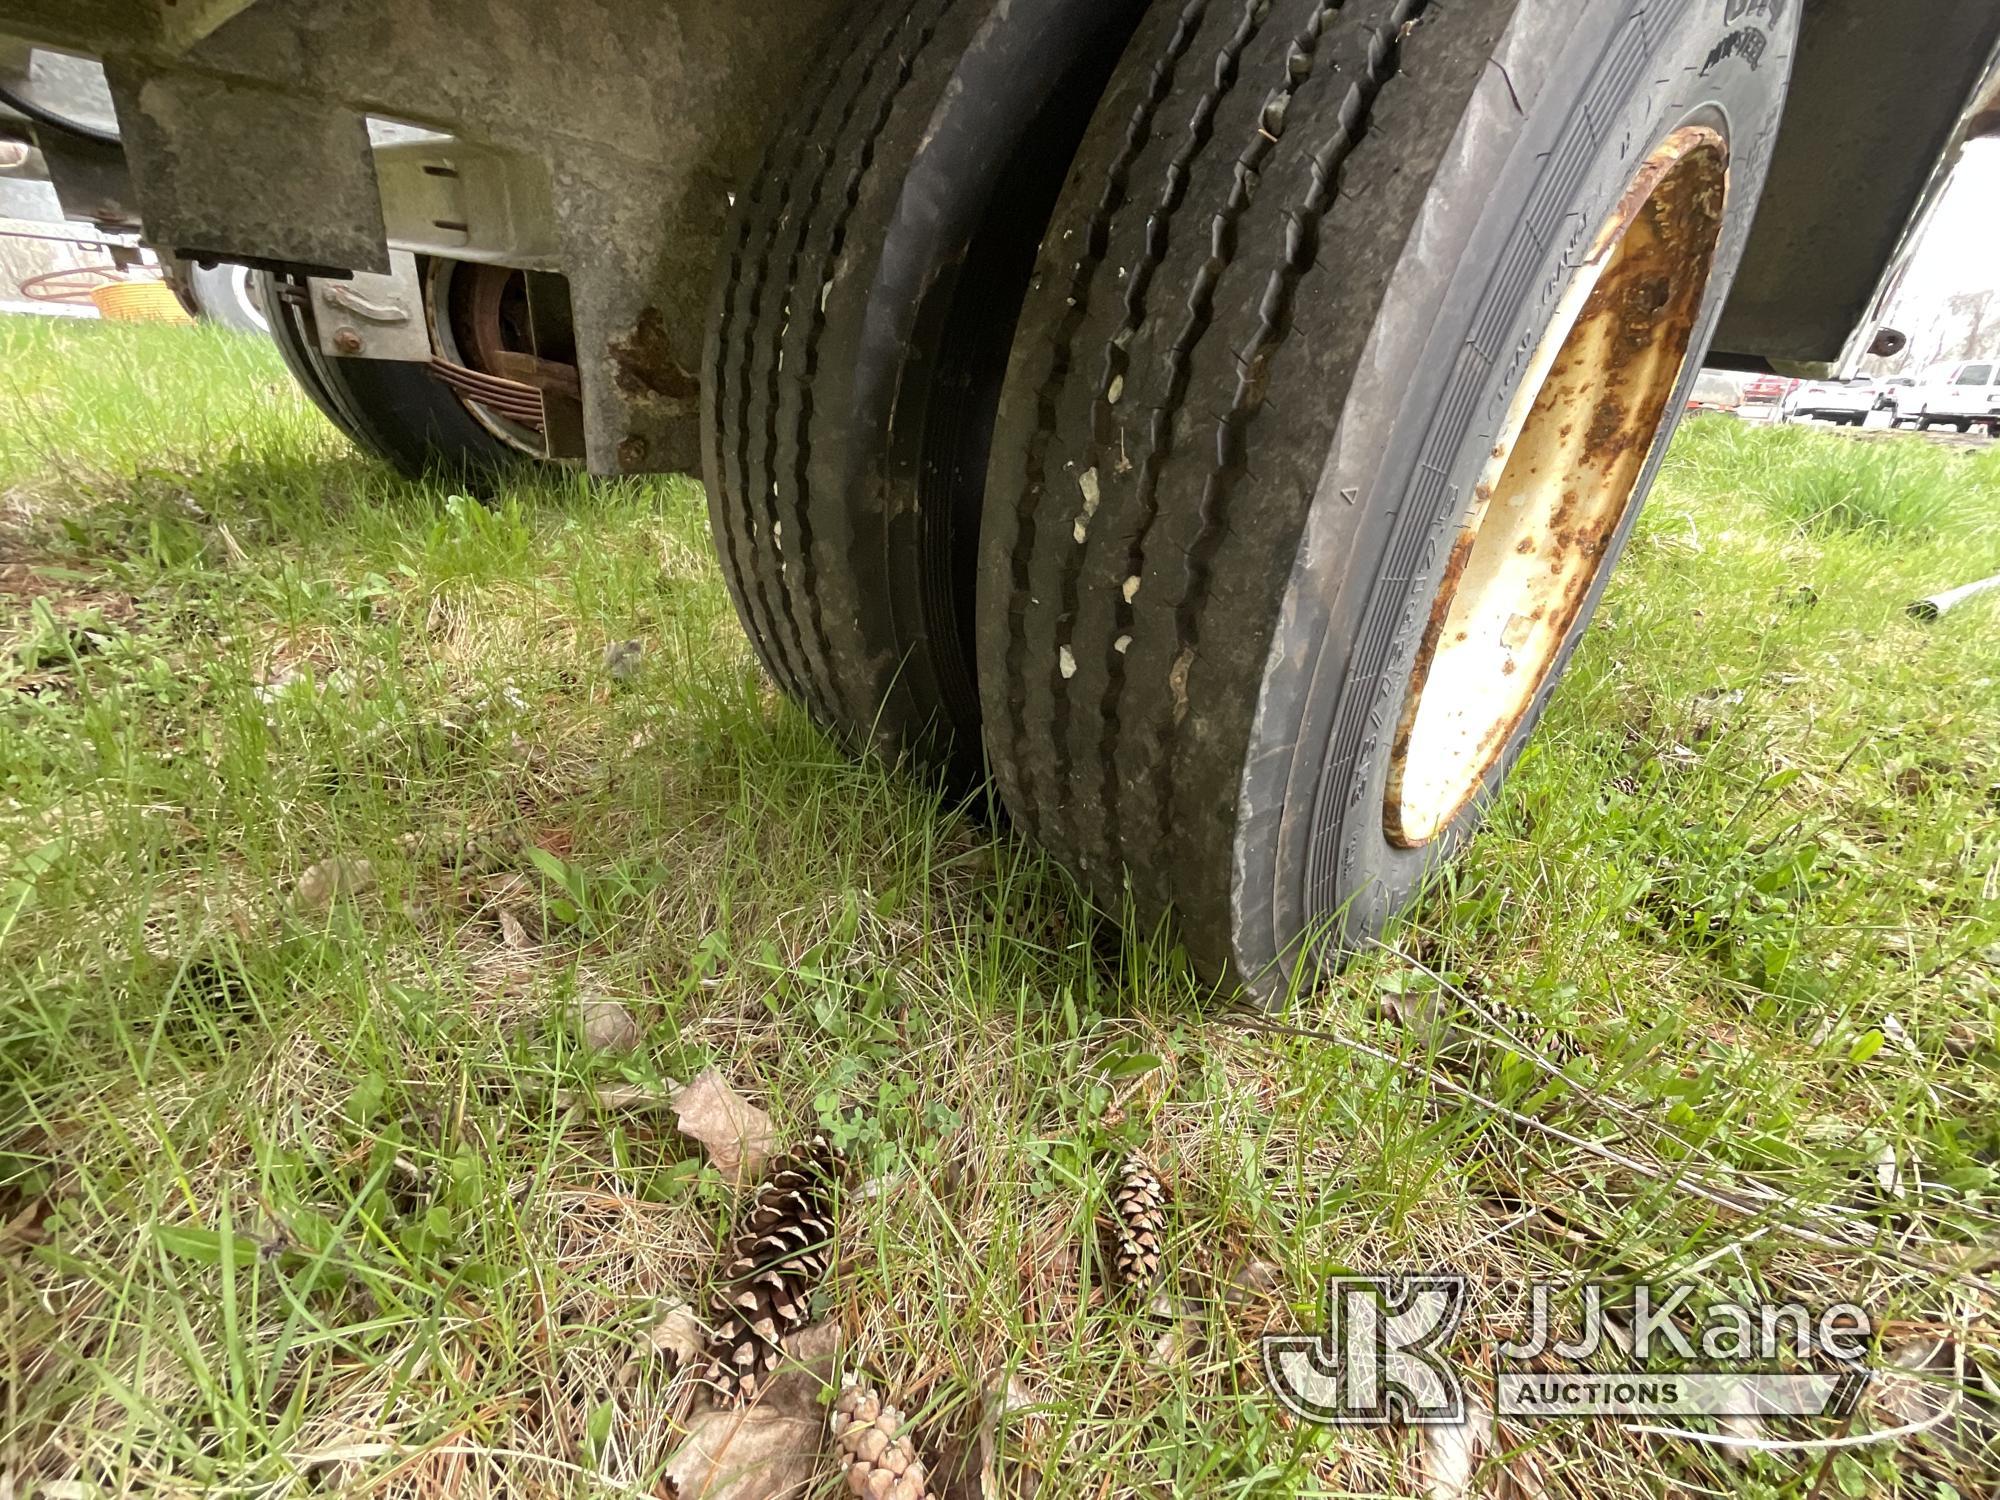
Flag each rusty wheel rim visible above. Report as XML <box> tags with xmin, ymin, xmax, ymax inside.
<box><xmin>1385</xmin><ymin>126</ymin><xmax>1728</xmax><ymax>848</ymax></box>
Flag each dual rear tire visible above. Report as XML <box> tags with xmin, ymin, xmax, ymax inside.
<box><xmin>700</xmin><ymin>0</ymin><xmax>1145</xmax><ymax>785</ymax></box>
<box><xmin>708</xmin><ymin>0</ymin><xmax>1798</xmax><ymax>993</ymax></box>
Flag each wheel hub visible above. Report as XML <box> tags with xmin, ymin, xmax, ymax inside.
<box><xmin>425</xmin><ymin>258</ymin><xmax>558</xmax><ymax>457</ymax></box>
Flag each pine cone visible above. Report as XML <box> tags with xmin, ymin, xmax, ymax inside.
<box><xmin>1383</xmin><ymin>988</ymin><xmax>1578</xmax><ymax>1071</ymax></box>
<box><xmin>700</xmin><ymin>1136</ymin><xmax>844</xmax><ymax>1405</ymax></box>
<box><xmin>1483</xmin><ymin>1000</ymin><xmax>1579</xmax><ymax>1068</ymax></box>
<box><xmin>1109</xmin><ymin>1155</ymin><xmax>1167</xmax><ymax>1290</ymax></box>
<box><xmin>830</xmin><ymin>1378</ymin><xmax>932</xmax><ymax>1500</ymax></box>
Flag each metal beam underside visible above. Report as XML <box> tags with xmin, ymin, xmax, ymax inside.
<box><xmin>0</xmin><ymin>0</ymin><xmax>849</xmax><ymax>475</ymax></box>
<box><xmin>1713</xmin><ymin>0</ymin><xmax>2000</xmax><ymax>366</ymax></box>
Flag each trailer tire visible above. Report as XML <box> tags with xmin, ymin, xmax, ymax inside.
<box><xmin>184</xmin><ymin>261</ymin><xmax>268</xmax><ymax>335</ymax></box>
<box><xmin>701</xmin><ymin>0</ymin><xmax>1143</xmax><ymax>783</ymax></box>
<box><xmin>978</xmin><ymin>0</ymin><xmax>1796</xmax><ymax>993</ymax></box>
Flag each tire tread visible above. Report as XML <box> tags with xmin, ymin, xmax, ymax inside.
<box><xmin>982</xmin><ymin>0</ymin><xmax>1438</xmax><ymax>960</ymax></box>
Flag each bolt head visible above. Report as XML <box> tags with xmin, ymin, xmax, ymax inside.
<box><xmin>332</xmin><ymin>328</ymin><xmax>363</xmax><ymax>355</ymax></box>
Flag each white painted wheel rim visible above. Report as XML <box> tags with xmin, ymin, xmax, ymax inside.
<box><xmin>1385</xmin><ymin>127</ymin><xmax>1729</xmax><ymax>848</ymax></box>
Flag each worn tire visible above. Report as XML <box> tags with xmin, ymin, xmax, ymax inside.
<box><xmin>978</xmin><ymin>0</ymin><xmax>1796</xmax><ymax>993</ymax></box>
<box><xmin>700</xmin><ymin>0</ymin><xmax>1142</xmax><ymax>782</ymax></box>
<box><xmin>257</xmin><ymin>268</ymin><xmax>529</xmax><ymax>481</ymax></box>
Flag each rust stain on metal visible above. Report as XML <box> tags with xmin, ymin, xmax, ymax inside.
<box><xmin>426</xmin><ymin>262</ymin><xmax>561</xmax><ymax>444</ymax></box>
<box><xmin>610</xmin><ymin>306</ymin><xmax>700</xmax><ymax>403</ymax></box>
<box><xmin>490</xmin><ymin>350</ymin><xmax>584</xmax><ymax>402</ymax></box>
<box><xmin>1385</xmin><ymin>127</ymin><xmax>1729</xmax><ymax>848</ymax></box>
<box><xmin>1586</xmin><ymin>125</ymin><xmax>1722</xmax><ymax>264</ymax></box>
<box><xmin>456</xmin><ymin>263</ymin><xmax>518</xmax><ymax>373</ymax></box>
<box><xmin>1390</xmin><ymin>520</ymin><xmax>1481</xmax><ymax>772</ymax></box>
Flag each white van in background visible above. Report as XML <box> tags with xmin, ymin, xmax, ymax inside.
<box><xmin>1904</xmin><ymin>361</ymin><xmax>2000</xmax><ymax>433</ymax></box>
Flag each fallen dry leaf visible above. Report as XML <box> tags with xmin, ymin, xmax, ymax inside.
<box><xmin>1870</xmin><ymin>1335</ymin><xmax>1999</xmax><ymax>1467</ymax></box>
<box><xmin>1418</xmin><ymin>1391</ymin><xmax>1492</xmax><ymax>1500</ymax></box>
<box><xmin>661</xmin><ymin>1321</ymin><xmax>840</xmax><ymax>1500</ymax></box>
<box><xmin>295</xmin><ymin>857</ymin><xmax>376</xmax><ymax>910</ymax></box>
<box><xmin>1714</xmin><ymin>1406</ymin><xmax>1765</xmax><ymax>1467</ymax></box>
<box><xmin>1223</xmin><ymin>1256</ymin><xmax>1284</xmax><ymax>1311</ymax></box>
<box><xmin>1874</xmin><ymin>1341</ymin><xmax>1958</xmax><ymax>1436</ymax></box>
<box><xmin>1145</xmin><ymin>1290</ymin><xmax>1200</xmax><ymax>1364</ymax></box>
<box><xmin>672</xmin><ymin>1067</ymin><xmax>778</xmax><ymax>1179</ymax></box>
<box><xmin>618</xmin><ymin>1295</ymin><xmax>706</xmax><ymax>1386</ymax></box>
<box><xmin>661</xmin><ymin>1407</ymin><xmax>821</xmax><ymax>1500</ymax></box>
<box><xmin>575</xmin><ymin>994</ymin><xmax>641</xmax><ymax>1051</ymax></box>
<box><xmin>978</xmin><ymin>1376</ymin><xmax>1039</xmax><ymax>1500</ymax></box>
<box><xmin>497</xmin><ymin>907</ymin><xmax>533</xmax><ymax>949</ymax></box>
<box><xmin>643</xmin><ymin>1297</ymin><xmax>708</xmax><ymax>1362</ymax></box>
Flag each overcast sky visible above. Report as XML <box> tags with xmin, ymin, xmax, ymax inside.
<box><xmin>1908</xmin><ymin>138</ymin><xmax>2000</xmax><ymax>294</ymax></box>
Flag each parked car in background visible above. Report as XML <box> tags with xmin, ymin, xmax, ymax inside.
<box><xmin>1786</xmin><ymin>376</ymin><xmax>1883</xmax><ymax>426</ymax></box>
<box><xmin>1904</xmin><ymin>361</ymin><xmax>2000</xmax><ymax>433</ymax></box>
<box><xmin>1874</xmin><ymin>375</ymin><xmax>1919</xmax><ymax>424</ymax></box>
<box><xmin>1741</xmin><ymin>374</ymin><xmax>1796</xmax><ymax>411</ymax></box>
<box><xmin>1687</xmin><ymin>371</ymin><xmax>1743</xmax><ymax>417</ymax></box>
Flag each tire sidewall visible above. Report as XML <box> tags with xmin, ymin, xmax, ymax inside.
<box><xmin>1237</xmin><ymin>0</ymin><xmax>1799</xmax><ymax>987</ymax></box>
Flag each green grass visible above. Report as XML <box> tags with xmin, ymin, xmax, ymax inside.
<box><xmin>2</xmin><ymin>319</ymin><xmax>1997</xmax><ymax>1499</ymax></box>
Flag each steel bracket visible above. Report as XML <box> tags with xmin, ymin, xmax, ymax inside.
<box><xmin>308</xmin><ymin>248</ymin><xmax>428</xmax><ymax>361</ymax></box>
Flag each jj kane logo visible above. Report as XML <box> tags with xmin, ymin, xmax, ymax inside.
<box><xmin>1263</xmin><ymin>1276</ymin><xmax>1872</xmax><ymax>1427</ymax></box>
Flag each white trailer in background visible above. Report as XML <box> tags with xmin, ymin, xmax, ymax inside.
<box><xmin>1906</xmin><ymin>360</ymin><xmax>2000</xmax><ymax>433</ymax></box>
